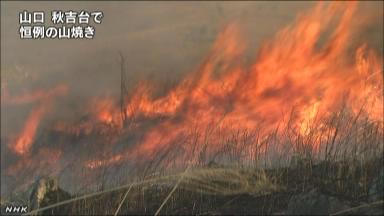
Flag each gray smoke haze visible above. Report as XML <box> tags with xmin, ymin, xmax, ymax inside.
<box><xmin>1</xmin><ymin>2</ymin><xmax>382</xmax><ymax>134</ymax></box>
<box><xmin>1</xmin><ymin>1</ymin><xmax>383</xmax><ymax>197</ymax></box>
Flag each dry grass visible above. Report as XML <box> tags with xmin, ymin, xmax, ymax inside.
<box><xmin>10</xmin><ymin>104</ymin><xmax>383</xmax><ymax>215</ymax></box>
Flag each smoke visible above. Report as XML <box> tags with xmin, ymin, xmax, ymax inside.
<box><xmin>1</xmin><ymin>2</ymin><xmax>383</xmax><ymax>197</ymax></box>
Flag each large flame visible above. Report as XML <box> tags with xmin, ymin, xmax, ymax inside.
<box><xmin>3</xmin><ymin>2</ymin><xmax>383</xmax><ymax>186</ymax></box>
<box><xmin>83</xmin><ymin>2</ymin><xmax>382</xmax><ymax>169</ymax></box>
<box><xmin>3</xmin><ymin>84</ymin><xmax>68</xmax><ymax>155</ymax></box>
<box><xmin>12</xmin><ymin>102</ymin><xmax>50</xmax><ymax>155</ymax></box>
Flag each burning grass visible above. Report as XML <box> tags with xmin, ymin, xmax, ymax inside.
<box><xmin>4</xmin><ymin>106</ymin><xmax>382</xmax><ymax>215</ymax></box>
<box><xmin>1</xmin><ymin>2</ymin><xmax>383</xmax><ymax>215</ymax></box>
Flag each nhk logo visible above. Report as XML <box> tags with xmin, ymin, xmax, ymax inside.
<box><xmin>4</xmin><ymin>205</ymin><xmax>28</xmax><ymax>214</ymax></box>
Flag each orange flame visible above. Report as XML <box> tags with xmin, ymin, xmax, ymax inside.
<box><xmin>5</xmin><ymin>3</ymin><xmax>382</xmax><ymax>198</ymax></box>
<box><xmin>119</xmin><ymin>3</ymin><xmax>378</xmax><ymax>150</ymax></box>
<box><xmin>8</xmin><ymin>84</ymin><xmax>68</xmax><ymax>155</ymax></box>
<box><xmin>83</xmin><ymin>2</ymin><xmax>382</xmax><ymax>168</ymax></box>
<box><xmin>12</xmin><ymin>102</ymin><xmax>50</xmax><ymax>155</ymax></box>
